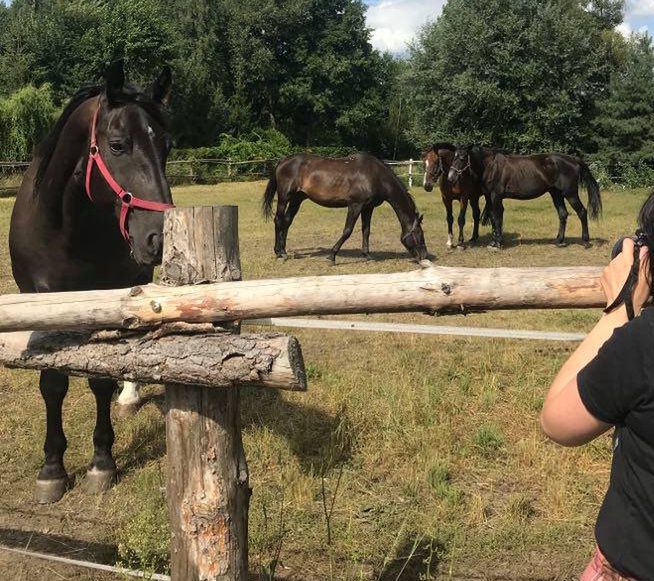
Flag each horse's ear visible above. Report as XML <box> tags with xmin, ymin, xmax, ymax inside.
<box><xmin>151</xmin><ymin>65</ymin><xmax>173</xmax><ymax>106</ymax></box>
<box><xmin>105</xmin><ymin>59</ymin><xmax>125</xmax><ymax>106</ymax></box>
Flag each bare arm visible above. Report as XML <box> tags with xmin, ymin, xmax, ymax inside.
<box><xmin>541</xmin><ymin>239</ymin><xmax>650</xmax><ymax>446</ymax></box>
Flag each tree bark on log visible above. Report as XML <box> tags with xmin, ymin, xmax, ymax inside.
<box><xmin>0</xmin><ymin>265</ymin><xmax>605</xmax><ymax>332</ymax></box>
<box><xmin>163</xmin><ymin>206</ymin><xmax>250</xmax><ymax>581</ymax></box>
<box><xmin>0</xmin><ymin>330</ymin><xmax>306</xmax><ymax>391</ymax></box>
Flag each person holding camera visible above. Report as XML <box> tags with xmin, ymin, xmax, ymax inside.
<box><xmin>541</xmin><ymin>194</ymin><xmax>654</xmax><ymax>580</ymax></box>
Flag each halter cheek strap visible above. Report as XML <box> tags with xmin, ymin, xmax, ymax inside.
<box><xmin>85</xmin><ymin>100</ymin><xmax>174</xmax><ymax>242</ymax></box>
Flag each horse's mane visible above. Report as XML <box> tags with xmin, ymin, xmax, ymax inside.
<box><xmin>375</xmin><ymin>156</ymin><xmax>419</xmax><ymax>214</ymax></box>
<box><xmin>34</xmin><ymin>83</ymin><xmax>165</xmax><ymax>194</ymax></box>
<box><xmin>432</xmin><ymin>142</ymin><xmax>456</xmax><ymax>152</ymax></box>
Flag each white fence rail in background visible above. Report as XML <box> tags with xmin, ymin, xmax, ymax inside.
<box><xmin>0</xmin><ymin>158</ymin><xmax>425</xmax><ymax>191</ymax></box>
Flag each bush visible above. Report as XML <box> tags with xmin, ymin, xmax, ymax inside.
<box><xmin>167</xmin><ymin>130</ymin><xmax>361</xmax><ymax>185</ymax></box>
<box><xmin>0</xmin><ymin>85</ymin><xmax>57</xmax><ymax>161</ymax></box>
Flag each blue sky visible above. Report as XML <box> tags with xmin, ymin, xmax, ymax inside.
<box><xmin>364</xmin><ymin>0</ymin><xmax>654</xmax><ymax>54</ymax></box>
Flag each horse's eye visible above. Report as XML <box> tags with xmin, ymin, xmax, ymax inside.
<box><xmin>109</xmin><ymin>142</ymin><xmax>125</xmax><ymax>155</ymax></box>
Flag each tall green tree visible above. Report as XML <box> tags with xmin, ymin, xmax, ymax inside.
<box><xmin>593</xmin><ymin>33</ymin><xmax>654</xmax><ymax>173</ymax></box>
<box><xmin>406</xmin><ymin>0</ymin><xmax>616</xmax><ymax>153</ymax></box>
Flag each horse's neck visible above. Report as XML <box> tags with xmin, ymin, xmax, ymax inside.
<box><xmin>386</xmin><ymin>188</ymin><xmax>416</xmax><ymax>232</ymax></box>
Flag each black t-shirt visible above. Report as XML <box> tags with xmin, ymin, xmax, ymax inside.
<box><xmin>578</xmin><ymin>307</ymin><xmax>654</xmax><ymax>580</ymax></box>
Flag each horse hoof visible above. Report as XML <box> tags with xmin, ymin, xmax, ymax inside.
<box><xmin>583</xmin><ymin>241</ymin><xmax>592</xmax><ymax>249</ymax></box>
<box><xmin>487</xmin><ymin>244</ymin><xmax>501</xmax><ymax>252</ymax></box>
<box><xmin>84</xmin><ymin>468</ymin><xmax>117</xmax><ymax>494</ymax></box>
<box><xmin>115</xmin><ymin>402</ymin><xmax>140</xmax><ymax>419</ymax></box>
<box><xmin>457</xmin><ymin>244</ymin><xmax>466</xmax><ymax>251</ymax></box>
<box><xmin>36</xmin><ymin>477</ymin><xmax>71</xmax><ymax>504</ymax></box>
<box><xmin>326</xmin><ymin>255</ymin><xmax>336</xmax><ymax>265</ymax></box>
<box><xmin>362</xmin><ymin>253</ymin><xmax>372</xmax><ymax>261</ymax></box>
<box><xmin>276</xmin><ymin>254</ymin><xmax>288</xmax><ymax>262</ymax></box>
<box><xmin>554</xmin><ymin>241</ymin><xmax>567</xmax><ymax>248</ymax></box>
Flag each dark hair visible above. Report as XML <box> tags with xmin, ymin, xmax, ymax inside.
<box><xmin>638</xmin><ymin>192</ymin><xmax>654</xmax><ymax>296</ymax></box>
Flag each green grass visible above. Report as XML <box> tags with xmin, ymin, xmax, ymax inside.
<box><xmin>0</xmin><ymin>181</ymin><xmax>649</xmax><ymax>579</ymax></box>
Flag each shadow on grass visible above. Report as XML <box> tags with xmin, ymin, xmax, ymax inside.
<box><xmin>377</xmin><ymin>536</ymin><xmax>444</xmax><ymax>580</ymax></box>
<box><xmin>0</xmin><ymin>526</ymin><xmax>117</xmax><ymax>565</ymax></box>
<box><xmin>469</xmin><ymin>231</ymin><xmax>608</xmax><ymax>249</ymax></box>
<box><xmin>114</xmin><ymin>387</ymin><xmax>347</xmax><ymax>476</ymax></box>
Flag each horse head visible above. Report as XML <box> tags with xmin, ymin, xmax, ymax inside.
<box><xmin>422</xmin><ymin>143</ymin><xmax>455</xmax><ymax>192</ymax></box>
<box><xmin>401</xmin><ymin>212</ymin><xmax>428</xmax><ymax>261</ymax></box>
<box><xmin>86</xmin><ymin>60</ymin><xmax>174</xmax><ymax>266</ymax></box>
<box><xmin>447</xmin><ymin>144</ymin><xmax>473</xmax><ymax>185</ymax></box>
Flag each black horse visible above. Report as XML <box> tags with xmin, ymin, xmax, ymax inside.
<box><xmin>9</xmin><ymin>60</ymin><xmax>174</xmax><ymax>503</ymax></box>
<box><xmin>262</xmin><ymin>152</ymin><xmax>428</xmax><ymax>263</ymax></box>
<box><xmin>448</xmin><ymin>145</ymin><xmax>602</xmax><ymax>249</ymax></box>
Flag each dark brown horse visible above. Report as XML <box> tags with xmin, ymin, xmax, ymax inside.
<box><xmin>262</xmin><ymin>152</ymin><xmax>428</xmax><ymax>263</ymax></box>
<box><xmin>449</xmin><ymin>145</ymin><xmax>602</xmax><ymax>249</ymax></box>
<box><xmin>9</xmin><ymin>60</ymin><xmax>174</xmax><ymax>503</ymax></box>
<box><xmin>423</xmin><ymin>143</ymin><xmax>486</xmax><ymax>249</ymax></box>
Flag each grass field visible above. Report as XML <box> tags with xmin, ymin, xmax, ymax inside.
<box><xmin>0</xmin><ymin>181</ymin><xmax>650</xmax><ymax>580</ymax></box>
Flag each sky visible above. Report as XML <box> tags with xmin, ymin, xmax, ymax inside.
<box><xmin>364</xmin><ymin>0</ymin><xmax>654</xmax><ymax>54</ymax></box>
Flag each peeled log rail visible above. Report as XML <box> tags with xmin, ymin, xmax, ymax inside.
<box><xmin>0</xmin><ymin>330</ymin><xmax>306</xmax><ymax>391</ymax></box>
<box><xmin>0</xmin><ymin>265</ymin><xmax>605</xmax><ymax>333</ymax></box>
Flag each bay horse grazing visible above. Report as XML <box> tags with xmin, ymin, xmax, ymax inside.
<box><xmin>9</xmin><ymin>60</ymin><xmax>174</xmax><ymax>503</ymax></box>
<box><xmin>448</xmin><ymin>145</ymin><xmax>602</xmax><ymax>249</ymax></box>
<box><xmin>423</xmin><ymin>143</ymin><xmax>485</xmax><ymax>249</ymax></box>
<box><xmin>262</xmin><ymin>152</ymin><xmax>428</xmax><ymax>263</ymax></box>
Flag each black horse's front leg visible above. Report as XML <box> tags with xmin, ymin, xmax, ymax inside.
<box><xmin>469</xmin><ymin>196</ymin><xmax>481</xmax><ymax>243</ymax></box>
<box><xmin>36</xmin><ymin>369</ymin><xmax>70</xmax><ymax>503</ymax></box>
<box><xmin>361</xmin><ymin>204</ymin><xmax>374</xmax><ymax>259</ymax></box>
<box><xmin>329</xmin><ymin>204</ymin><xmax>364</xmax><ymax>263</ymax></box>
<box><xmin>488</xmin><ymin>195</ymin><xmax>504</xmax><ymax>250</ymax></box>
<box><xmin>86</xmin><ymin>378</ymin><xmax>118</xmax><ymax>493</ymax></box>
<box><xmin>457</xmin><ymin>197</ymin><xmax>469</xmax><ymax>249</ymax></box>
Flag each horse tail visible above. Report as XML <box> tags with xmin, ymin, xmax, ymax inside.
<box><xmin>579</xmin><ymin>160</ymin><xmax>602</xmax><ymax>220</ymax></box>
<box><xmin>262</xmin><ymin>170</ymin><xmax>278</xmax><ymax>221</ymax></box>
<box><xmin>481</xmin><ymin>194</ymin><xmax>491</xmax><ymax>226</ymax></box>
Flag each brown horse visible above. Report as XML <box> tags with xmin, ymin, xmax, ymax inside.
<box><xmin>449</xmin><ymin>145</ymin><xmax>602</xmax><ymax>249</ymax></box>
<box><xmin>262</xmin><ymin>152</ymin><xmax>428</xmax><ymax>263</ymax></box>
<box><xmin>423</xmin><ymin>143</ymin><xmax>486</xmax><ymax>249</ymax></box>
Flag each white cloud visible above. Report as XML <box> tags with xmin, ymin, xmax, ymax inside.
<box><xmin>628</xmin><ymin>0</ymin><xmax>654</xmax><ymax>17</ymax></box>
<box><xmin>366</xmin><ymin>0</ymin><xmax>446</xmax><ymax>54</ymax></box>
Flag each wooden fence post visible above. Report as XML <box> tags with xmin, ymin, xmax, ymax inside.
<box><xmin>162</xmin><ymin>206</ymin><xmax>249</xmax><ymax>581</ymax></box>
<box><xmin>408</xmin><ymin>158</ymin><xmax>413</xmax><ymax>188</ymax></box>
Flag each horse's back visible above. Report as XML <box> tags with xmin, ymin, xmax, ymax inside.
<box><xmin>276</xmin><ymin>152</ymin><xmax>391</xmax><ymax>207</ymax></box>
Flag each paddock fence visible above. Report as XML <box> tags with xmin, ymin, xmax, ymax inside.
<box><xmin>0</xmin><ymin>158</ymin><xmax>426</xmax><ymax>192</ymax></box>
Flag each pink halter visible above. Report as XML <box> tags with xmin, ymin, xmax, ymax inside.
<box><xmin>85</xmin><ymin>99</ymin><xmax>174</xmax><ymax>241</ymax></box>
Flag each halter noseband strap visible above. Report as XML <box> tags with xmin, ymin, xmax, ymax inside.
<box><xmin>85</xmin><ymin>99</ymin><xmax>174</xmax><ymax>242</ymax></box>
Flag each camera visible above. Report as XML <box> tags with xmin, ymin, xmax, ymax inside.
<box><xmin>611</xmin><ymin>231</ymin><xmax>648</xmax><ymax>260</ymax></box>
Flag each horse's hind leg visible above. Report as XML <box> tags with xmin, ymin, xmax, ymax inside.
<box><xmin>565</xmin><ymin>190</ymin><xmax>590</xmax><ymax>247</ymax></box>
<box><xmin>274</xmin><ymin>192</ymin><xmax>289</xmax><ymax>259</ymax></box>
<box><xmin>85</xmin><ymin>378</ymin><xmax>117</xmax><ymax>493</ymax></box>
<box><xmin>550</xmin><ymin>191</ymin><xmax>569</xmax><ymax>247</ymax></box>
<box><xmin>361</xmin><ymin>204</ymin><xmax>374</xmax><ymax>259</ymax></box>
<box><xmin>280</xmin><ymin>195</ymin><xmax>304</xmax><ymax>257</ymax></box>
<box><xmin>36</xmin><ymin>370</ymin><xmax>70</xmax><ymax>503</ymax></box>
<box><xmin>116</xmin><ymin>381</ymin><xmax>141</xmax><ymax>418</ymax></box>
<box><xmin>457</xmin><ymin>197</ymin><xmax>469</xmax><ymax>249</ymax></box>
<box><xmin>329</xmin><ymin>203</ymin><xmax>364</xmax><ymax>263</ymax></box>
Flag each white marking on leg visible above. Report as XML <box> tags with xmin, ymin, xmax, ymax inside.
<box><xmin>117</xmin><ymin>381</ymin><xmax>141</xmax><ymax>406</ymax></box>
<box><xmin>447</xmin><ymin>234</ymin><xmax>453</xmax><ymax>248</ymax></box>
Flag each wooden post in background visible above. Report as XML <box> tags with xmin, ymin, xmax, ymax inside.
<box><xmin>162</xmin><ymin>206</ymin><xmax>249</xmax><ymax>581</ymax></box>
<box><xmin>408</xmin><ymin>158</ymin><xmax>413</xmax><ymax>188</ymax></box>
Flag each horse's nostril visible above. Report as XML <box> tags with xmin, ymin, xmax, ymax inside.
<box><xmin>146</xmin><ymin>232</ymin><xmax>162</xmax><ymax>254</ymax></box>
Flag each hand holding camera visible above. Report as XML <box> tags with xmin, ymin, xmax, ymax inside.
<box><xmin>603</xmin><ymin>234</ymin><xmax>651</xmax><ymax>319</ymax></box>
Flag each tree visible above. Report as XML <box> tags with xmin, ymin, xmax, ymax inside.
<box><xmin>406</xmin><ymin>0</ymin><xmax>616</xmax><ymax>153</ymax></box>
<box><xmin>593</xmin><ymin>33</ymin><xmax>654</xmax><ymax>173</ymax></box>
